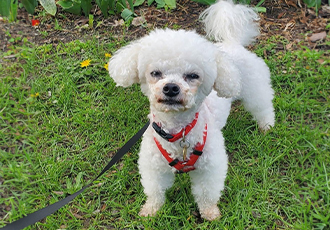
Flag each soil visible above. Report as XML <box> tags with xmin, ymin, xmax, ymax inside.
<box><xmin>0</xmin><ymin>0</ymin><xmax>329</xmax><ymax>53</ymax></box>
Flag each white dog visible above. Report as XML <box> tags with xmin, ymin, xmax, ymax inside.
<box><xmin>108</xmin><ymin>0</ymin><xmax>275</xmax><ymax>220</ymax></box>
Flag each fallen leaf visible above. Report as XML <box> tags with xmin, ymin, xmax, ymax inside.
<box><xmin>111</xmin><ymin>210</ymin><xmax>119</xmax><ymax>215</ymax></box>
<box><xmin>286</xmin><ymin>0</ymin><xmax>297</xmax><ymax>8</ymax></box>
<box><xmin>72</xmin><ymin>213</ymin><xmax>84</xmax><ymax>219</ymax></box>
<box><xmin>192</xmin><ymin>211</ymin><xmax>200</xmax><ymax>217</ymax></box>
<box><xmin>4</xmin><ymin>54</ymin><xmax>17</xmax><ymax>59</ymax></box>
<box><xmin>132</xmin><ymin>17</ymin><xmax>146</xmax><ymax>26</ymax></box>
<box><xmin>95</xmin><ymin>182</ymin><xmax>103</xmax><ymax>187</ymax></box>
<box><xmin>284</xmin><ymin>21</ymin><xmax>295</xmax><ymax>31</ymax></box>
<box><xmin>93</xmin><ymin>209</ymin><xmax>100</xmax><ymax>214</ymax></box>
<box><xmin>101</xmin><ymin>203</ymin><xmax>107</xmax><ymax>211</ymax></box>
<box><xmin>309</xmin><ymin>31</ymin><xmax>327</xmax><ymax>42</ymax></box>
<box><xmin>252</xmin><ymin>210</ymin><xmax>261</xmax><ymax>218</ymax></box>
<box><xmin>300</xmin><ymin>9</ymin><xmax>308</xmax><ymax>24</ymax></box>
<box><xmin>53</xmin><ymin>191</ymin><xmax>64</xmax><ymax>195</ymax></box>
<box><xmin>286</xmin><ymin>42</ymin><xmax>293</xmax><ymax>50</ymax></box>
<box><xmin>263</xmin><ymin>49</ymin><xmax>267</xmax><ymax>58</ymax></box>
<box><xmin>277</xmin><ymin>12</ymin><xmax>285</xmax><ymax>19</ymax></box>
<box><xmin>317</xmin><ymin>59</ymin><xmax>325</xmax><ymax>64</ymax></box>
<box><xmin>307</xmin><ymin>8</ymin><xmax>317</xmax><ymax>16</ymax></box>
<box><xmin>322</xmin><ymin>5</ymin><xmax>330</xmax><ymax>14</ymax></box>
<box><xmin>114</xmin><ymin>19</ymin><xmax>124</xmax><ymax>27</ymax></box>
<box><xmin>75</xmin><ymin>17</ymin><xmax>89</xmax><ymax>26</ymax></box>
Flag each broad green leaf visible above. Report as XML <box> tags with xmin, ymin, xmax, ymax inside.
<box><xmin>126</xmin><ymin>0</ymin><xmax>134</xmax><ymax>11</ymax></box>
<box><xmin>255</xmin><ymin>0</ymin><xmax>265</xmax><ymax>7</ymax></box>
<box><xmin>255</xmin><ymin>6</ymin><xmax>266</xmax><ymax>13</ymax></box>
<box><xmin>155</xmin><ymin>0</ymin><xmax>165</xmax><ymax>8</ymax></box>
<box><xmin>9</xmin><ymin>0</ymin><xmax>18</xmax><ymax>21</ymax></box>
<box><xmin>57</xmin><ymin>0</ymin><xmax>81</xmax><ymax>14</ymax></box>
<box><xmin>65</xmin><ymin>2</ymin><xmax>81</xmax><ymax>14</ymax></box>
<box><xmin>315</xmin><ymin>0</ymin><xmax>322</xmax><ymax>11</ymax></box>
<box><xmin>121</xmin><ymin>8</ymin><xmax>133</xmax><ymax>21</ymax></box>
<box><xmin>302</xmin><ymin>0</ymin><xmax>316</xmax><ymax>7</ymax></box>
<box><xmin>120</xmin><ymin>0</ymin><xmax>126</xmax><ymax>8</ymax></box>
<box><xmin>39</xmin><ymin>0</ymin><xmax>57</xmax><ymax>15</ymax></box>
<box><xmin>57</xmin><ymin>0</ymin><xmax>73</xmax><ymax>9</ymax></box>
<box><xmin>109</xmin><ymin>0</ymin><xmax>116</xmax><ymax>11</ymax></box>
<box><xmin>101</xmin><ymin>0</ymin><xmax>109</xmax><ymax>17</ymax></box>
<box><xmin>147</xmin><ymin>0</ymin><xmax>154</xmax><ymax>6</ymax></box>
<box><xmin>0</xmin><ymin>0</ymin><xmax>11</xmax><ymax>17</ymax></box>
<box><xmin>81</xmin><ymin>0</ymin><xmax>92</xmax><ymax>15</ymax></box>
<box><xmin>116</xmin><ymin>1</ymin><xmax>124</xmax><ymax>13</ymax></box>
<box><xmin>21</xmin><ymin>0</ymin><xmax>37</xmax><ymax>14</ymax></box>
<box><xmin>95</xmin><ymin>0</ymin><xmax>109</xmax><ymax>17</ymax></box>
<box><xmin>134</xmin><ymin>0</ymin><xmax>144</xmax><ymax>7</ymax></box>
<box><xmin>164</xmin><ymin>0</ymin><xmax>175</xmax><ymax>9</ymax></box>
<box><xmin>107</xmin><ymin>0</ymin><xmax>116</xmax><ymax>15</ymax></box>
<box><xmin>190</xmin><ymin>0</ymin><xmax>215</xmax><ymax>5</ymax></box>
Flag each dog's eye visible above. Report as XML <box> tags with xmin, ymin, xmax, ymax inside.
<box><xmin>185</xmin><ymin>73</ymin><xmax>200</xmax><ymax>80</ymax></box>
<box><xmin>151</xmin><ymin>70</ymin><xmax>162</xmax><ymax>78</ymax></box>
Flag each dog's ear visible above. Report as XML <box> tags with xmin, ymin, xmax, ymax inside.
<box><xmin>213</xmin><ymin>51</ymin><xmax>241</xmax><ymax>98</ymax></box>
<box><xmin>108</xmin><ymin>41</ymin><xmax>141</xmax><ymax>87</ymax></box>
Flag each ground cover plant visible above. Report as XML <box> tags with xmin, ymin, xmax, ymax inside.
<box><xmin>0</xmin><ymin>31</ymin><xmax>330</xmax><ymax>229</ymax></box>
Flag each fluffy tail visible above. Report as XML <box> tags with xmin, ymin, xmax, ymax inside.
<box><xmin>200</xmin><ymin>0</ymin><xmax>260</xmax><ymax>46</ymax></box>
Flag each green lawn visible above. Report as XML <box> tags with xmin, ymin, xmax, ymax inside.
<box><xmin>0</xmin><ymin>34</ymin><xmax>329</xmax><ymax>229</ymax></box>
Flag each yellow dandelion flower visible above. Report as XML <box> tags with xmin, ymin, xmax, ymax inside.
<box><xmin>104</xmin><ymin>63</ymin><xmax>109</xmax><ymax>71</ymax></box>
<box><xmin>105</xmin><ymin>53</ymin><xmax>112</xmax><ymax>58</ymax></box>
<box><xmin>30</xmin><ymin>92</ymin><xmax>39</xmax><ymax>98</ymax></box>
<box><xmin>80</xmin><ymin>59</ymin><xmax>91</xmax><ymax>67</ymax></box>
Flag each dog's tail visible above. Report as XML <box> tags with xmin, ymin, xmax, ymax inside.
<box><xmin>200</xmin><ymin>0</ymin><xmax>260</xmax><ymax>46</ymax></box>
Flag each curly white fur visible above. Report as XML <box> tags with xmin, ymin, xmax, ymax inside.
<box><xmin>200</xmin><ymin>0</ymin><xmax>260</xmax><ymax>46</ymax></box>
<box><xmin>108</xmin><ymin>0</ymin><xmax>275</xmax><ymax>221</ymax></box>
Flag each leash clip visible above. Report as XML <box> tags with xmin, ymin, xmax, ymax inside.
<box><xmin>180</xmin><ymin>129</ymin><xmax>190</xmax><ymax>161</ymax></box>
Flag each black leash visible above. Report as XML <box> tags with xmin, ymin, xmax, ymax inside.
<box><xmin>0</xmin><ymin>121</ymin><xmax>150</xmax><ymax>230</ymax></box>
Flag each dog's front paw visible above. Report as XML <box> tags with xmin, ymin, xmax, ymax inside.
<box><xmin>139</xmin><ymin>201</ymin><xmax>162</xmax><ymax>217</ymax></box>
<box><xmin>200</xmin><ymin>205</ymin><xmax>221</xmax><ymax>221</ymax></box>
<box><xmin>256</xmin><ymin>111</ymin><xmax>275</xmax><ymax>132</ymax></box>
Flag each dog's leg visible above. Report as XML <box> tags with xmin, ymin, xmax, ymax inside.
<box><xmin>240</xmin><ymin>78</ymin><xmax>275</xmax><ymax>131</ymax></box>
<box><xmin>189</xmin><ymin>165</ymin><xmax>227</xmax><ymax>221</ymax></box>
<box><xmin>138</xmin><ymin>166</ymin><xmax>174</xmax><ymax>217</ymax></box>
<box><xmin>137</xmin><ymin>133</ymin><xmax>176</xmax><ymax>217</ymax></box>
<box><xmin>238</xmin><ymin>55</ymin><xmax>275</xmax><ymax>131</ymax></box>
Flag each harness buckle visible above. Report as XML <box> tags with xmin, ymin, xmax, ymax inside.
<box><xmin>152</xmin><ymin>122</ymin><xmax>174</xmax><ymax>141</ymax></box>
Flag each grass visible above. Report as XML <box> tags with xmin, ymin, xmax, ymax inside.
<box><xmin>0</xmin><ymin>33</ymin><xmax>329</xmax><ymax>229</ymax></box>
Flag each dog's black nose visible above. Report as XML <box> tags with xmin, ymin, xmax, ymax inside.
<box><xmin>163</xmin><ymin>83</ymin><xmax>180</xmax><ymax>97</ymax></box>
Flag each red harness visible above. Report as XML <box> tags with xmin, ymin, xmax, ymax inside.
<box><xmin>152</xmin><ymin>113</ymin><xmax>199</xmax><ymax>142</ymax></box>
<box><xmin>152</xmin><ymin>113</ymin><xmax>207</xmax><ymax>173</ymax></box>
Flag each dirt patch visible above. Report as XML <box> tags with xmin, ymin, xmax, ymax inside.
<box><xmin>0</xmin><ymin>0</ymin><xmax>329</xmax><ymax>53</ymax></box>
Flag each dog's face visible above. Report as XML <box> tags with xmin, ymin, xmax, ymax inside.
<box><xmin>144</xmin><ymin>58</ymin><xmax>206</xmax><ymax>112</ymax></box>
<box><xmin>108</xmin><ymin>29</ymin><xmax>242</xmax><ymax>113</ymax></box>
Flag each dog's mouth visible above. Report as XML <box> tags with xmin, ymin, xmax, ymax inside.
<box><xmin>158</xmin><ymin>98</ymin><xmax>183</xmax><ymax>105</ymax></box>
